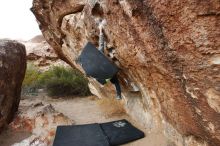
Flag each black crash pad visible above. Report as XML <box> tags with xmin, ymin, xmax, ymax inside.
<box><xmin>53</xmin><ymin>124</ymin><xmax>110</xmax><ymax>146</ymax></box>
<box><xmin>53</xmin><ymin>120</ymin><xmax>145</xmax><ymax>146</ymax></box>
<box><xmin>100</xmin><ymin>119</ymin><xmax>145</xmax><ymax>146</ymax></box>
<box><xmin>77</xmin><ymin>42</ymin><xmax>119</xmax><ymax>79</ymax></box>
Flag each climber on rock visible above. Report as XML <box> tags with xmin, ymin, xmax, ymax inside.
<box><xmin>77</xmin><ymin>19</ymin><xmax>122</xmax><ymax>100</ymax></box>
<box><xmin>96</xmin><ymin>19</ymin><xmax>122</xmax><ymax>100</ymax></box>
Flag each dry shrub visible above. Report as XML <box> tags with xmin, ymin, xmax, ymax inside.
<box><xmin>22</xmin><ymin>64</ymin><xmax>91</xmax><ymax>97</ymax></box>
<box><xmin>40</xmin><ymin>66</ymin><xmax>91</xmax><ymax>97</ymax></box>
<box><xmin>97</xmin><ymin>97</ymin><xmax>126</xmax><ymax>117</ymax></box>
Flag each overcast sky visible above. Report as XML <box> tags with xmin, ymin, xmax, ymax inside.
<box><xmin>0</xmin><ymin>0</ymin><xmax>41</xmax><ymax>40</ymax></box>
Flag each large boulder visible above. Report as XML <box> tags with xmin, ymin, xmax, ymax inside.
<box><xmin>31</xmin><ymin>0</ymin><xmax>220</xmax><ymax>146</ymax></box>
<box><xmin>0</xmin><ymin>40</ymin><xmax>26</xmax><ymax>131</ymax></box>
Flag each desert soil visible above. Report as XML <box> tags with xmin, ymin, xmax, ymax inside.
<box><xmin>0</xmin><ymin>94</ymin><xmax>169</xmax><ymax>146</ymax></box>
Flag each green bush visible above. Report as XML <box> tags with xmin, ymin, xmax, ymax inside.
<box><xmin>40</xmin><ymin>66</ymin><xmax>91</xmax><ymax>97</ymax></box>
<box><xmin>22</xmin><ymin>64</ymin><xmax>91</xmax><ymax>97</ymax></box>
<box><xmin>22</xmin><ymin>63</ymin><xmax>43</xmax><ymax>95</ymax></box>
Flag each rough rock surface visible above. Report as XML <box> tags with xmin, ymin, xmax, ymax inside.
<box><xmin>31</xmin><ymin>0</ymin><xmax>220</xmax><ymax>146</ymax></box>
<box><xmin>0</xmin><ymin>40</ymin><xmax>26</xmax><ymax>131</ymax></box>
<box><xmin>10</xmin><ymin>98</ymin><xmax>73</xmax><ymax>146</ymax></box>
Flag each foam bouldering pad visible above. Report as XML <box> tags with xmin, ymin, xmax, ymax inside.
<box><xmin>77</xmin><ymin>42</ymin><xmax>119</xmax><ymax>79</ymax></box>
<box><xmin>100</xmin><ymin>119</ymin><xmax>145</xmax><ymax>146</ymax></box>
<box><xmin>53</xmin><ymin>124</ymin><xmax>110</xmax><ymax>146</ymax></box>
<box><xmin>53</xmin><ymin>120</ymin><xmax>145</xmax><ymax>146</ymax></box>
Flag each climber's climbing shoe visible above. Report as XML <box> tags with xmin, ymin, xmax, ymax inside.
<box><xmin>116</xmin><ymin>95</ymin><xmax>122</xmax><ymax>100</ymax></box>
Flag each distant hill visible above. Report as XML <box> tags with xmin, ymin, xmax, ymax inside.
<box><xmin>24</xmin><ymin>35</ymin><xmax>67</xmax><ymax>70</ymax></box>
<box><xmin>28</xmin><ymin>35</ymin><xmax>45</xmax><ymax>43</ymax></box>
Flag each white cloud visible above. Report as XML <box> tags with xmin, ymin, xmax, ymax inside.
<box><xmin>0</xmin><ymin>0</ymin><xmax>41</xmax><ymax>40</ymax></box>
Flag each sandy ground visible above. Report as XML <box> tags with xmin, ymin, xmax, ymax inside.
<box><xmin>0</xmin><ymin>129</ymin><xmax>31</xmax><ymax>146</ymax></box>
<box><xmin>46</xmin><ymin>96</ymin><xmax>169</xmax><ymax>146</ymax></box>
<box><xmin>0</xmin><ymin>95</ymin><xmax>170</xmax><ymax>146</ymax></box>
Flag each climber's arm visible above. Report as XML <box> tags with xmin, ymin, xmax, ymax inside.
<box><xmin>98</xmin><ymin>28</ymin><xmax>105</xmax><ymax>53</ymax></box>
<box><xmin>98</xmin><ymin>19</ymin><xmax>106</xmax><ymax>53</ymax></box>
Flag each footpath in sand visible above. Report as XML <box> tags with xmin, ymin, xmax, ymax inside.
<box><xmin>0</xmin><ymin>95</ymin><xmax>169</xmax><ymax>146</ymax></box>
